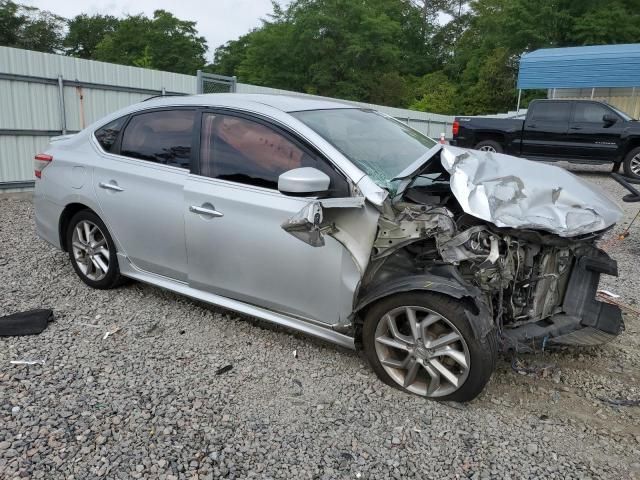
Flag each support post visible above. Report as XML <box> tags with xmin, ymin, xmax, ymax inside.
<box><xmin>591</xmin><ymin>87</ymin><xmax>595</xmax><ymax>99</ymax></box>
<box><xmin>57</xmin><ymin>75</ymin><xmax>67</xmax><ymax>135</ymax></box>
<box><xmin>516</xmin><ymin>89</ymin><xmax>522</xmax><ymax>112</ymax></box>
<box><xmin>196</xmin><ymin>70</ymin><xmax>203</xmax><ymax>94</ymax></box>
<box><xmin>231</xmin><ymin>76</ymin><xmax>237</xmax><ymax>93</ymax></box>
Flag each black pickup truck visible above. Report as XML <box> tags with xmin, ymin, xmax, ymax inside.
<box><xmin>450</xmin><ymin>99</ymin><xmax>640</xmax><ymax>179</ymax></box>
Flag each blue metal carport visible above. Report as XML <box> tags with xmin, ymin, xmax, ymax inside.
<box><xmin>516</xmin><ymin>44</ymin><xmax>640</xmax><ymax>111</ymax></box>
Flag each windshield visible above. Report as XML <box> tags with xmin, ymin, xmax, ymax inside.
<box><xmin>291</xmin><ymin>108</ymin><xmax>437</xmax><ymax>189</ymax></box>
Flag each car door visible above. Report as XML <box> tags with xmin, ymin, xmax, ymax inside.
<box><xmin>565</xmin><ymin>102</ymin><xmax>624</xmax><ymax>162</ymax></box>
<box><xmin>93</xmin><ymin>108</ymin><xmax>196</xmax><ymax>282</ymax></box>
<box><xmin>520</xmin><ymin>101</ymin><xmax>572</xmax><ymax>159</ymax></box>
<box><xmin>183</xmin><ymin>111</ymin><xmax>364</xmax><ymax>324</ymax></box>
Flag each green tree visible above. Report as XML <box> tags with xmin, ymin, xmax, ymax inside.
<box><xmin>93</xmin><ymin>10</ymin><xmax>207</xmax><ymax>74</ymax></box>
<box><xmin>0</xmin><ymin>0</ymin><xmax>64</xmax><ymax>53</ymax></box>
<box><xmin>409</xmin><ymin>71</ymin><xmax>458</xmax><ymax>114</ymax></box>
<box><xmin>64</xmin><ymin>14</ymin><xmax>119</xmax><ymax>59</ymax></box>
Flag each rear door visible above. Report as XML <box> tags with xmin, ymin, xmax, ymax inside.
<box><xmin>520</xmin><ymin>101</ymin><xmax>572</xmax><ymax>159</ymax></box>
<box><xmin>565</xmin><ymin>102</ymin><xmax>624</xmax><ymax>162</ymax></box>
<box><xmin>184</xmin><ymin>111</ymin><xmax>361</xmax><ymax>324</ymax></box>
<box><xmin>93</xmin><ymin>108</ymin><xmax>196</xmax><ymax>281</ymax></box>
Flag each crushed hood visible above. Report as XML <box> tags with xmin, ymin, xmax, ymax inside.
<box><xmin>439</xmin><ymin>146</ymin><xmax>623</xmax><ymax>237</ymax></box>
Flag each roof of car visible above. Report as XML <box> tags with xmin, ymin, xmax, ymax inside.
<box><xmin>142</xmin><ymin>93</ymin><xmax>356</xmax><ymax>113</ymax></box>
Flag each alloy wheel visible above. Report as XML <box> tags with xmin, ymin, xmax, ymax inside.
<box><xmin>631</xmin><ymin>153</ymin><xmax>640</xmax><ymax>176</ymax></box>
<box><xmin>374</xmin><ymin>306</ymin><xmax>471</xmax><ymax>397</ymax></box>
<box><xmin>478</xmin><ymin>145</ymin><xmax>497</xmax><ymax>153</ymax></box>
<box><xmin>71</xmin><ymin>220</ymin><xmax>110</xmax><ymax>281</ymax></box>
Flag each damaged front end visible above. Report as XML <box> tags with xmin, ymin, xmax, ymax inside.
<box><xmin>282</xmin><ymin>145</ymin><xmax>625</xmax><ymax>351</ymax></box>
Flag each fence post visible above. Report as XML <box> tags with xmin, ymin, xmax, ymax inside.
<box><xmin>231</xmin><ymin>76</ymin><xmax>237</xmax><ymax>93</ymax></box>
<box><xmin>196</xmin><ymin>70</ymin><xmax>203</xmax><ymax>94</ymax></box>
<box><xmin>57</xmin><ymin>75</ymin><xmax>67</xmax><ymax>135</ymax></box>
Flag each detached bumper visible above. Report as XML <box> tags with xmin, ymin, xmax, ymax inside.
<box><xmin>503</xmin><ymin>252</ymin><xmax>624</xmax><ymax>350</ymax></box>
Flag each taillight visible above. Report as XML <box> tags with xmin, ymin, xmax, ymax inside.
<box><xmin>34</xmin><ymin>153</ymin><xmax>53</xmax><ymax>179</ymax></box>
<box><xmin>452</xmin><ymin>120</ymin><xmax>460</xmax><ymax>137</ymax></box>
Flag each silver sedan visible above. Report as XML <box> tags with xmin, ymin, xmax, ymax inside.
<box><xmin>34</xmin><ymin>94</ymin><xmax>624</xmax><ymax>401</ymax></box>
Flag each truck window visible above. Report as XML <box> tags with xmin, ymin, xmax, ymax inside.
<box><xmin>530</xmin><ymin>102</ymin><xmax>570</xmax><ymax>122</ymax></box>
<box><xmin>573</xmin><ymin>103</ymin><xmax>613</xmax><ymax>123</ymax></box>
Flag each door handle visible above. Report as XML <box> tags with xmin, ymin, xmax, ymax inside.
<box><xmin>189</xmin><ymin>205</ymin><xmax>224</xmax><ymax>217</ymax></box>
<box><xmin>99</xmin><ymin>181</ymin><xmax>124</xmax><ymax>192</ymax></box>
<box><xmin>527</xmin><ymin>124</ymin><xmax>537</xmax><ymax>129</ymax></box>
<box><xmin>570</xmin><ymin>126</ymin><xmax>583</xmax><ymax>130</ymax></box>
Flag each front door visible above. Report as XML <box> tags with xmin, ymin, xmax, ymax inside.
<box><xmin>94</xmin><ymin>109</ymin><xmax>196</xmax><ymax>281</ymax></box>
<box><xmin>184</xmin><ymin>111</ymin><xmax>362</xmax><ymax>324</ymax></box>
<box><xmin>565</xmin><ymin>102</ymin><xmax>624</xmax><ymax>162</ymax></box>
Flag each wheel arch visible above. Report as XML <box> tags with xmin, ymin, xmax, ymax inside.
<box><xmin>472</xmin><ymin>131</ymin><xmax>506</xmax><ymax>147</ymax></box>
<box><xmin>58</xmin><ymin>203</ymin><xmax>95</xmax><ymax>252</ymax></box>
<box><xmin>352</xmin><ymin>274</ymin><xmax>494</xmax><ymax>345</ymax></box>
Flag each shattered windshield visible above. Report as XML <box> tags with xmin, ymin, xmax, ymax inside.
<box><xmin>291</xmin><ymin>108</ymin><xmax>437</xmax><ymax>190</ymax></box>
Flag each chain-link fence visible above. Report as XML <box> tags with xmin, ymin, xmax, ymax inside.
<box><xmin>196</xmin><ymin>71</ymin><xmax>237</xmax><ymax>94</ymax></box>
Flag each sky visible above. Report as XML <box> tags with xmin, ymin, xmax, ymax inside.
<box><xmin>22</xmin><ymin>0</ymin><xmax>283</xmax><ymax>59</ymax></box>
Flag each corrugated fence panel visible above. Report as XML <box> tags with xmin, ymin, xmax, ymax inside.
<box><xmin>0</xmin><ymin>136</ymin><xmax>51</xmax><ymax>182</ymax></box>
<box><xmin>0</xmin><ymin>80</ymin><xmax>60</xmax><ymax>130</ymax></box>
<box><xmin>1</xmin><ymin>47</ymin><xmax>453</xmax><ymax>188</ymax></box>
<box><xmin>552</xmin><ymin>87</ymin><xmax>640</xmax><ymax>120</ymax></box>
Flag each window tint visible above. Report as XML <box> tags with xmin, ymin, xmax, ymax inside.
<box><xmin>120</xmin><ymin>110</ymin><xmax>196</xmax><ymax>168</ymax></box>
<box><xmin>200</xmin><ymin>113</ymin><xmax>349</xmax><ymax>195</ymax></box>
<box><xmin>573</xmin><ymin>103</ymin><xmax>612</xmax><ymax>123</ymax></box>
<box><xmin>530</xmin><ymin>102</ymin><xmax>570</xmax><ymax>122</ymax></box>
<box><xmin>95</xmin><ymin>117</ymin><xmax>126</xmax><ymax>152</ymax></box>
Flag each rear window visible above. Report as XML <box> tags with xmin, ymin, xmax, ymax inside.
<box><xmin>120</xmin><ymin>110</ymin><xmax>196</xmax><ymax>169</ymax></box>
<box><xmin>95</xmin><ymin>117</ymin><xmax>126</xmax><ymax>152</ymax></box>
<box><xmin>530</xmin><ymin>102</ymin><xmax>571</xmax><ymax>122</ymax></box>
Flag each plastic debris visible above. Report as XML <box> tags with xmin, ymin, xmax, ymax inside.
<box><xmin>215</xmin><ymin>364</ymin><xmax>233</xmax><ymax>375</ymax></box>
<box><xmin>293</xmin><ymin>349</ymin><xmax>298</xmax><ymax>359</ymax></box>
<box><xmin>599</xmin><ymin>397</ymin><xmax>640</xmax><ymax>407</ymax></box>
<box><xmin>103</xmin><ymin>327</ymin><xmax>121</xmax><ymax>340</ymax></box>
<box><xmin>597</xmin><ymin>290</ymin><xmax>621</xmax><ymax>299</ymax></box>
<box><xmin>10</xmin><ymin>359</ymin><xmax>46</xmax><ymax>366</ymax></box>
<box><xmin>511</xmin><ymin>358</ymin><xmax>556</xmax><ymax>378</ymax></box>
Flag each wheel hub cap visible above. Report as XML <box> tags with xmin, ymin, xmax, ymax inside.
<box><xmin>71</xmin><ymin>220</ymin><xmax>110</xmax><ymax>282</ymax></box>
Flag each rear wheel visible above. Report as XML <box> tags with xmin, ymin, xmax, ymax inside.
<box><xmin>362</xmin><ymin>292</ymin><xmax>496</xmax><ymax>402</ymax></box>
<box><xmin>623</xmin><ymin>146</ymin><xmax>640</xmax><ymax>180</ymax></box>
<box><xmin>474</xmin><ymin>140</ymin><xmax>503</xmax><ymax>154</ymax></box>
<box><xmin>66</xmin><ymin>210</ymin><xmax>125</xmax><ymax>289</ymax></box>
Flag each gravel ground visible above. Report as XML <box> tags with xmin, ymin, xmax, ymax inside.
<box><xmin>1</xmin><ymin>166</ymin><xmax>639</xmax><ymax>479</ymax></box>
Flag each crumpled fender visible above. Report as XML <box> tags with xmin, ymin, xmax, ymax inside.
<box><xmin>353</xmin><ymin>273</ymin><xmax>494</xmax><ymax>339</ymax></box>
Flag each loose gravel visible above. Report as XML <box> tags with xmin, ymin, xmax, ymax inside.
<box><xmin>1</xmin><ymin>167</ymin><xmax>639</xmax><ymax>479</ymax></box>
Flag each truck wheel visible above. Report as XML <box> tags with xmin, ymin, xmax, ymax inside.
<box><xmin>474</xmin><ymin>140</ymin><xmax>503</xmax><ymax>154</ymax></box>
<box><xmin>623</xmin><ymin>147</ymin><xmax>640</xmax><ymax>180</ymax></box>
<box><xmin>362</xmin><ymin>292</ymin><xmax>497</xmax><ymax>402</ymax></box>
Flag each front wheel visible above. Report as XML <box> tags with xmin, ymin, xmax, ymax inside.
<box><xmin>623</xmin><ymin>146</ymin><xmax>640</xmax><ymax>180</ymax></box>
<box><xmin>362</xmin><ymin>292</ymin><xmax>496</xmax><ymax>402</ymax></box>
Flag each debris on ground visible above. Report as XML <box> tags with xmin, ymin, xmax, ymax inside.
<box><xmin>215</xmin><ymin>364</ymin><xmax>233</xmax><ymax>375</ymax></box>
<box><xmin>102</xmin><ymin>326</ymin><xmax>121</xmax><ymax>340</ymax></box>
<box><xmin>0</xmin><ymin>309</ymin><xmax>53</xmax><ymax>336</ymax></box>
<box><xmin>10</xmin><ymin>359</ymin><xmax>46</xmax><ymax>366</ymax></box>
<box><xmin>599</xmin><ymin>397</ymin><xmax>640</xmax><ymax>407</ymax></box>
<box><xmin>511</xmin><ymin>358</ymin><xmax>556</xmax><ymax>378</ymax></box>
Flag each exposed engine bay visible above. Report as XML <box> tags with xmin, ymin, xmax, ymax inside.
<box><xmin>283</xmin><ymin>145</ymin><xmax>625</xmax><ymax>351</ymax></box>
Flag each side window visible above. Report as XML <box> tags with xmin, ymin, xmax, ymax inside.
<box><xmin>200</xmin><ymin>113</ymin><xmax>349</xmax><ymax>196</ymax></box>
<box><xmin>573</xmin><ymin>103</ymin><xmax>612</xmax><ymax>123</ymax></box>
<box><xmin>120</xmin><ymin>110</ymin><xmax>196</xmax><ymax>168</ymax></box>
<box><xmin>94</xmin><ymin>117</ymin><xmax>126</xmax><ymax>152</ymax></box>
<box><xmin>530</xmin><ymin>102</ymin><xmax>570</xmax><ymax>122</ymax></box>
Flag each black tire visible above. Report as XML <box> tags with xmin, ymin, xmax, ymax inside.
<box><xmin>623</xmin><ymin>146</ymin><xmax>640</xmax><ymax>180</ymax></box>
<box><xmin>362</xmin><ymin>292</ymin><xmax>497</xmax><ymax>402</ymax></box>
<box><xmin>474</xmin><ymin>140</ymin><xmax>504</xmax><ymax>154</ymax></box>
<box><xmin>66</xmin><ymin>210</ymin><xmax>126</xmax><ymax>289</ymax></box>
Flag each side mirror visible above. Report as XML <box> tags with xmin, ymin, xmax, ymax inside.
<box><xmin>603</xmin><ymin>113</ymin><xmax>618</xmax><ymax>125</ymax></box>
<box><xmin>278</xmin><ymin>167</ymin><xmax>330</xmax><ymax>196</ymax></box>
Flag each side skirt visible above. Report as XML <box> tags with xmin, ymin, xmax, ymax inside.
<box><xmin>117</xmin><ymin>254</ymin><xmax>355</xmax><ymax>350</ymax></box>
